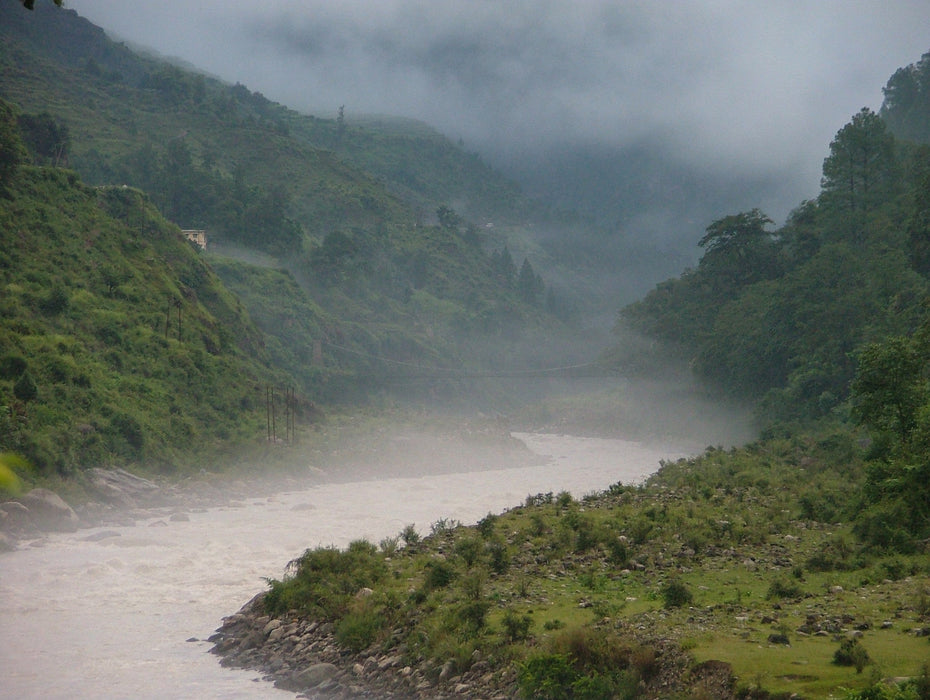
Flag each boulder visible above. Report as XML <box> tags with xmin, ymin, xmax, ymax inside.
<box><xmin>17</xmin><ymin>488</ymin><xmax>80</xmax><ymax>531</ymax></box>
<box><xmin>0</xmin><ymin>500</ymin><xmax>33</xmax><ymax>532</ymax></box>
<box><xmin>292</xmin><ymin>662</ymin><xmax>338</xmax><ymax>688</ymax></box>
<box><xmin>87</xmin><ymin>468</ymin><xmax>159</xmax><ymax>508</ymax></box>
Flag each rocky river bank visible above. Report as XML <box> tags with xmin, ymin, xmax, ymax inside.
<box><xmin>208</xmin><ymin>589</ymin><xmax>738</xmax><ymax>699</ymax></box>
<box><xmin>210</xmin><ymin>591</ymin><xmax>521</xmax><ymax>699</ymax></box>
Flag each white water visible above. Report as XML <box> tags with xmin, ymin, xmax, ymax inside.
<box><xmin>0</xmin><ymin>433</ymin><xmax>684</xmax><ymax>699</ymax></box>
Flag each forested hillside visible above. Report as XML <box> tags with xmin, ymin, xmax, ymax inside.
<box><xmin>0</xmin><ymin>2</ymin><xmax>579</xmax><ymax>479</ymax></box>
<box><xmin>0</xmin><ymin>2</ymin><xmax>575</xmax><ymax>412</ymax></box>
<box><xmin>616</xmin><ymin>50</ymin><xmax>930</xmax><ymax>548</ymax></box>
<box><xmin>0</xmin><ymin>105</ymin><xmax>286</xmax><ymax>474</ymax></box>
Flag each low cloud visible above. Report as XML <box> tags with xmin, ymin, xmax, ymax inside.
<box><xmin>69</xmin><ymin>1</ymin><xmax>930</xmax><ymax>217</ymax></box>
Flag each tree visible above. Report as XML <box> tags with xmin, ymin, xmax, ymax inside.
<box><xmin>518</xmin><ymin>258</ymin><xmax>541</xmax><ymax>305</ymax></box>
<box><xmin>820</xmin><ymin>108</ymin><xmax>898</xmax><ymax>232</ymax></box>
<box><xmin>851</xmin><ymin>336</ymin><xmax>926</xmax><ymax>443</ymax></box>
<box><xmin>20</xmin><ymin>0</ymin><xmax>63</xmax><ymax>8</ymax></box>
<box><xmin>494</xmin><ymin>246</ymin><xmax>516</xmax><ymax>287</ymax></box>
<box><xmin>906</xmin><ymin>147</ymin><xmax>930</xmax><ymax>276</ymax></box>
<box><xmin>698</xmin><ymin>208</ymin><xmax>774</xmax><ymax>254</ymax></box>
<box><xmin>17</xmin><ymin>112</ymin><xmax>70</xmax><ymax>166</ymax></box>
<box><xmin>697</xmin><ymin>209</ymin><xmax>778</xmax><ymax>292</ymax></box>
<box><xmin>13</xmin><ymin>370</ymin><xmax>38</xmax><ymax>403</ymax></box>
<box><xmin>881</xmin><ymin>51</ymin><xmax>930</xmax><ymax>143</ymax></box>
<box><xmin>436</xmin><ymin>205</ymin><xmax>461</xmax><ymax>230</ymax></box>
<box><xmin>0</xmin><ymin>100</ymin><xmax>27</xmax><ymax>190</ymax></box>
<box><xmin>336</xmin><ymin>105</ymin><xmax>346</xmax><ymax>144</ymax></box>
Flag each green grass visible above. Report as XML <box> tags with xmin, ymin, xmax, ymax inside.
<box><xmin>257</xmin><ymin>434</ymin><xmax>930</xmax><ymax>698</ymax></box>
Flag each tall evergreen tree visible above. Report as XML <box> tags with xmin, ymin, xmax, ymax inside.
<box><xmin>820</xmin><ymin>108</ymin><xmax>898</xmax><ymax>236</ymax></box>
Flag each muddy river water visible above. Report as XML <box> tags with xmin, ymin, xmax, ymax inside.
<box><xmin>0</xmin><ymin>433</ymin><xmax>686</xmax><ymax>699</ymax></box>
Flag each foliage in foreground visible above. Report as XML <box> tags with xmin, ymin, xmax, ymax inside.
<box><xmin>262</xmin><ymin>432</ymin><xmax>930</xmax><ymax>698</ymax></box>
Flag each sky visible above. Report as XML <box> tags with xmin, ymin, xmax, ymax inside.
<box><xmin>66</xmin><ymin>1</ymin><xmax>930</xmax><ymax>220</ymax></box>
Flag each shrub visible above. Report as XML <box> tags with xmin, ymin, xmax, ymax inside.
<box><xmin>487</xmin><ymin>538</ymin><xmax>510</xmax><ymax>574</ymax></box>
<box><xmin>518</xmin><ymin>653</ymin><xmax>576</xmax><ymax>700</ymax></box>
<box><xmin>833</xmin><ymin>637</ymin><xmax>870</xmax><ymax>673</ymax></box>
<box><xmin>502</xmin><ymin>609</ymin><xmax>533</xmax><ymax>642</ymax></box>
<box><xmin>607</xmin><ymin>536</ymin><xmax>629</xmax><ymax>566</ymax></box>
<box><xmin>13</xmin><ymin>370</ymin><xmax>38</xmax><ymax>402</ymax></box>
<box><xmin>263</xmin><ymin>544</ymin><xmax>387</xmax><ymax>618</ymax></box>
<box><xmin>379</xmin><ymin>535</ymin><xmax>398</xmax><ymax>556</ymax></box>
<box><xmin>335</xmin><ymin>604</ymin><xmax>385</xmax><ymax>652</ymax></box>
<box><xmin>455</xmin><ymin>535</ymin><xmax>483</xmax><ymax>567</ymax></box>
<box><xmin>430</xmin><ymin>517</ymin><xmax>459</xmax><ymax>536</ymax></box>
<box><xmin>766</xmin><ymin>578</ymin><xmax>804</xmax><ymax>600</ymax></box>
<box><xmin>662</xmin><ymin>578</ymin><xmax>693</xmax><ymax>608</ymax></box>
<box><xmin>109</xmin><ymin>412</ymin><xmax>145</xmax><ymax>453</ymax></box>
<box><xmin>39</xmin><ymin>285</ymin><xmax>69</xmax><ymax>315</ymax></box>
<box><xmin>400</xmin><ymin>524</ymin><xmax>420</xmax><ymax>547</ymax></box>
<box><xmin>0</xmin><ymin>354</ymin><xmax>27</xmax><ymax>379</ymax></box>
<box><xmin>477</xmin><ymin>512</ymin><xmax>498</xmax><ymax>538</ymax></box>
<box><xmin>461</xmin><ymin>570</ymin><xmax>486</xmax><ymax>600</ymax></box>
<box><xmin>458</xmin><ymin>599</ymin><xmax>491</xmax><ymax>633</ymax></box>
<box><xmin>423</xmin><ymin>559</ymin><xmax>456</xmax><ymax>591</ymax></box>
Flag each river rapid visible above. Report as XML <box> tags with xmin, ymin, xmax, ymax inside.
<box><xmin>0</xmin><ymin>433</ymin><xmax>686</xmax><ymax>699</ymax></box>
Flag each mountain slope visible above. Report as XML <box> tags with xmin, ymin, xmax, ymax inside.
<box><xmin>0</xmin><ymin>2</ymin><xmax>564</xmax><ymax>406</ymax></box>
<box><xmin>0</xmin><ymin>157</ymin><xmax>283</xmax><ymax>475</ymax></box>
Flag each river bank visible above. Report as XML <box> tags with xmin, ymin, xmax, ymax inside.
<box><xmin>206</xmin><ymin>438</ymin><xmax>930</xmax><ymax>700</ymax></box>
<box><xmin>0</xmin><ymin>415</ymin><xmax>543</xmax><ymax>550</ymax></box>
<box><xmin>1</xmin><ymin>430</ymin><xmax>680</xmax><ymax>699</ymax></box>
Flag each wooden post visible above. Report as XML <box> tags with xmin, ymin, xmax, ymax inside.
<box><xmin>270</xmin><ymin>386</ymin><xmax>277</xmax><ymax>443</ymax></box>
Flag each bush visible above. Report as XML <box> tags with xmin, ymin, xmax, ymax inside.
<box><xmin>455</xmin><ymin>535</ymin><xmax>483</xmax><ymax>567</ymax></box>
<box><xmin>400</xmin><ymin>524</ymin><xmax>420</xmax><ymax>547</ymax></box>
<box><xmin>477</xmin><ymin>512</ymin><xmax>498</xmax><ymax>538</ymax></box>
<box><xmin>458</xmin><ymin>599</ymin><xmax>491</xmax><ymax>633</ymax></box>
<box><xmin>39</xmin><ymin>285</ymin><xmax>69</xmax><ymax>315</ymax></box>
<box><xmin>13</xmin><ymin>370</ymin><xmax>38</xmax><ymax>402</ymax></box>
<box><xmin>502</xmin><ymin>609</ymin><xmax>533</xmax><ymax>642</ymax></box>
<box><xmin>662</xmin><ymin>578</ymin><xmax>693</xmax><ymax>608</ymax></box>
<box><xmin>487</xmin><ymin>538</ymin><xmax>510</xmax><ymax>574</ymax></box>
<box><xmin>263</xmin><ymin>544</ymin><xmax>387</xmax><ymax>618</ymax></box>
<box><xmin>0</xmin><ymin>354</ymin><xmax>27</xmax><ymax>379</ymax></box>
<box><xmin>766</xmin><ymin>578</ymin><xmax>804</xmax><ymax>600</ymax></box>
<box><xmin>109</xmin><ymin>412</ymin><xmax>145</xmax><ymax>453</ymax></box>
<box><xmin>423</xmin><ymin>559</ymin><xmax>456</xmax><ymax>591</ymax></box>
<box><xmin>335</xmin><ymin>604</ymin><xmax>385</xmax><ymax>652</ymax></box>
<box><xmin>518</xmin><ymin>654</ymin><xmax>576</xmax><ymax>700</ymax></box>
<box><xmin>833</xmin><ymin>637</ymin><xmax>871</xmax><ymax>673</ymax></box>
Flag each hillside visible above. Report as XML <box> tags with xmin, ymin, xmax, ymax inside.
<box><xmin>0</xmin><ymin>146</ymin><xmax>283</xmax><ymax>476</ymax></box>
<box><xmin>0</xmin><ymin>2</ymin><xmax>577</xmax><ymax>414</ymax></box>
<box><xmin>204</xmin><ymin>49</ymin><xmax>930</xmax><ymax>700</ymax></box>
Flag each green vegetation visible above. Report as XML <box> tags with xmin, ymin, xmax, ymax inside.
<box><xmin>0</xmin><ymin>155</ymin><xmax>283</xmax><ymax>476</ymax></box>
<box><xmin>4</xmin><ymin>6</ymin><xmax>930</xmax><ymax>697</ymax></box>
<box><xmin>250</xmin><ymin>49</ymin><xmax>930</xmax><ymax>698</ymax></box>
<box><xmin>0</xmin><ymin>4</ymin><xmax>572</xmax><ymax>479</ymax></box>
<box><xmin>259</xmin><ymin>435</ymin><xmax>930</xmax><ymax>698</ymax></box>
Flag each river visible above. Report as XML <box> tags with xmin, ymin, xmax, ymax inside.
<box><xmin>0</xmin><ymin>433</ymin><xmax>686</xmax><ymax>699</ymax></box>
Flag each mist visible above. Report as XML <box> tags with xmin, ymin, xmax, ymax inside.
<box><xmin>67</xmin><ymin>1</ymin><xmax>930</xmax><ymax>228</ymax></box>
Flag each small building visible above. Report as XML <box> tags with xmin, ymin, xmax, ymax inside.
<box><xmin>181</xmin><ymin>229</ymin><xmax>207</xmax><ymax>250</ymax></box>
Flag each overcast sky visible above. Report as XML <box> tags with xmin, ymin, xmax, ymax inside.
<box><xmin>67</xmin><ymin>1</ymin><xmax>929</xmax><ymax>215</ymax></box>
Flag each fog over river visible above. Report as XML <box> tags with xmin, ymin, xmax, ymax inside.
<box><xmin>0</xmin><ymin>433</ymin><xmax>686</xmax><ymax>699</ymax></box>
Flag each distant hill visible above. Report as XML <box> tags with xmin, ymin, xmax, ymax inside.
<box><xmin>0</xmin><ymin>2</ymin><xmax>570</xmax><ymax>411</ymax></box>
<box><xmin>615</xmin><ymin>50</ymin><xmax>930</xmax><ymax>425</ymax></box>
